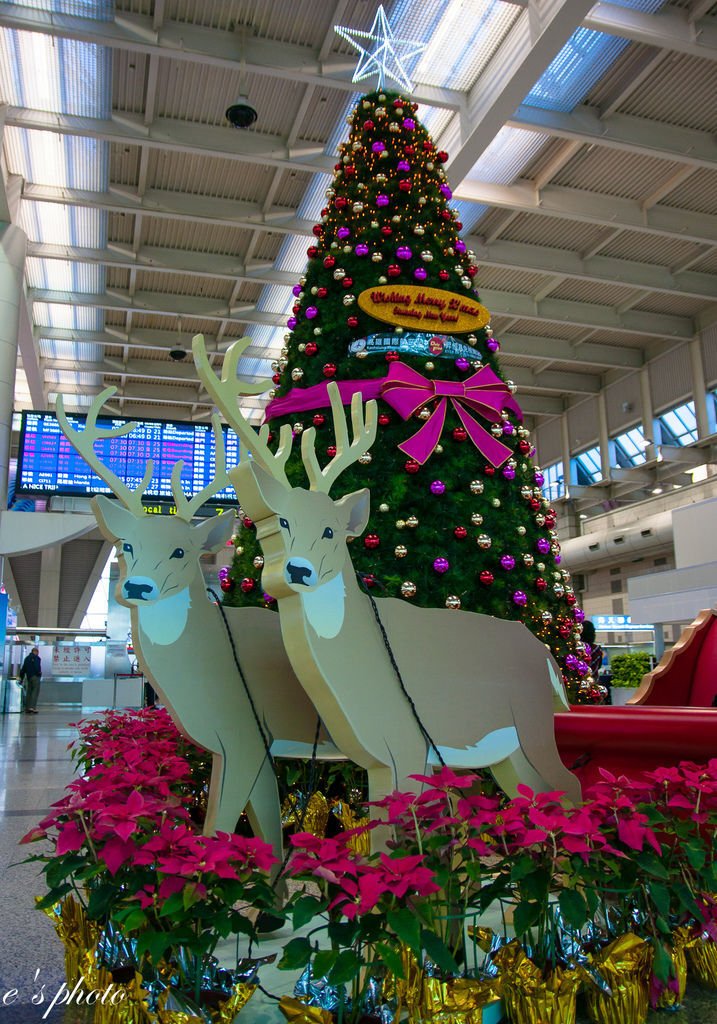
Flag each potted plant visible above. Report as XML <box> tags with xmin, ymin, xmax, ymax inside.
<box><xmin>609</xmin><ymin>652</ymin><xmax>652</xmax><ymax>705</ymax></box>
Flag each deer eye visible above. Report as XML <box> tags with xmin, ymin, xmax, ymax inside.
<box><xmin>279</xmin><ymin>517</ymin><xmax>290</xmax><ymax>530</ymax></box>
<box><xmin>122</xmin><ymin>542</ymin><xmax>133</xmax><ymax>556</ymax></box>
<box><xmin>170</xmin><ymin>547</ymin><xmax>185</xmax><ymax>559</ymax></box>
<box><xmin>322</xmin><ymin>526</ymin><xmax>334</xmax><ymax>539</ymax></box>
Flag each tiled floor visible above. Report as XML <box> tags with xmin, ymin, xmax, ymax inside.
<box><xmin>2</xmin><ymin>705</ymin><xmax>717</xmax><ymax>1023</ymax></box>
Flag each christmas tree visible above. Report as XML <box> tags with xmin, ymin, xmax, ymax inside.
<box><xmin>223</xmin><ymin>88</ymin><xmax>604</xmax><ymax>705</ymax></box>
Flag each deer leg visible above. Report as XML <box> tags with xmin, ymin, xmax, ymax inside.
<box><xmin>492</xmin><ymin>746</ymin><xmax>582</xmax><ymax>805</ymax></box>
<box><xmin>244</xmin><ymin>755</ymin><xmax>283</xmax><ymax>859</ymax></box>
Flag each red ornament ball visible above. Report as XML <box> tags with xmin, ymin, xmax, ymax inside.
<box><xmin>378</xmin><ymin>413</ymin><xmax>391</xmax><ymax>426</ymax></box>
<box><xmin>529</xmin><ymin>498</ymin><xmax>542</xmax><ymax>511</ymax></box>
<box><xmin>454</xmin><ymin>526</ymin><xmax>468</xmax><ymax>539</ymax></box>
<box><xmin>381</xmin><ymin>226</ymin><xmax>393</xmax><ymax>237</ymax></box>
<box><xmin>242</xmin><ymin>516</ymin><xmax>254</xmax><ymax>530</ymax></box>
<box><xmin>518</xmin><ymin>440</ymin><xmax>532</xmax><ymax>455</ymax></box>
<box><xmin>323</xmin><ymin>363</ymin><xmax>337</xmax><ymax>378</ymax></box>
<box><xmin>304</xmin><ymin>341</ymin><xmax>318</xmax><ymax>356</ymax></box>
<box><xmin>312</xmin><ymin>413</ymin><xmax>326</xmax><ymax>427</ymax></box>
<box><xmin>405</xmin><ymin>459</ymin><xmax>420</xmax><ymax>474</ymax></box>
<box><xmin>479</xmin><ymin>570</ymin><xmax>494</xmax><ymax>586</ymax></box>
<box><xmin>405</xmin><ymin>145</ymin><xmax>415</xmax><ymax>155</ymax></box>
<box><xmin>452</xmin><ymin>427</ymin><xmax>468</xmax><ymax>442</ymax></box>
<box><xmin>364</xmin><ymin>533</ymin><xmax>380</xmax><ymax>550</ymax></box>
<box><xmin>323</xmin><ymin>255</ymin><xmax>336</xmax><ymax>269</ymax></box>
<box><xmin>312</xmin><ymin>224</ymin><xmax>323</xmax><ymax>237</ymax></box>
<box><xmin>220</xmin><ymin>578</ymin><xmax>233</xmax><ymax>593</ymax></box>
<box><xmin>316</xmin><ymin>286</ymin><xmax>328</xmax><ymax>298</ymax></box>
<box><xmin>422</xmin><ymin>141</ymin><xmax>432</xmax><ymax>152</ymax></box>
<box><xmin>363</xmin><ymin>119</ymin><xmax>375</xmax><ymax>130</ymax></box>
<box><xmin>240</xmin><ymin>577</ymin><xmax>256</xmax><ymax>593</ymax></box>
<box><xmin>566</xmin><ymin>593</ymin><xmax>577</xmax><ymax>605</ymax></box>
<box><xmin>272</xmin><ymin>373</ymin><xmax>281</xmax><ymax>385</ymax></box>
<box><xmin>335</xmin><ymin>196</ymin><xmax>348</xmax><ymax>209</ymax></box>
<box><xmin>440</xmin><ymin>210</ymin><xmax>451</xmax><ymax>221</ymax></box>
<box><xmin>466</xmin><ymin>264</ymin><xmax>478</xmax><ymax>277</ymax></box>
<box><xmin>438</xmin><ymin>269</ymin><xmax>450</xmax><ymax>281</ymax></box>
<box><xmin>398</xmin><ymin>179</ymin><xmax>412</xmax><ymax>192</ymax></box>
<box><xmin>385</xmin><ymin>350</ymin><xmax>400</xmax><ymax>362</ymax></box>
<box><xmin>559</xmin><ymin>624</ymin><xmax>572</xmax><ymax>638</ymax></box>
<box><xmin>483</xmin><ymin>465</ymin><xmax>496</xmax><ymax>477</ymax></box>
<box><xmin>347</xmin><ymin>315</ymin><xmax>359</xmax><ymax>328</ymax></box>
<box><xmin>307</xmin><ymin>245</ymin><xmax>318</xmax><ymax>259</ymax></box>
<box><xmin>362</xmin><ymin>573</ymin><xmax>378</xmax><ymax>588</ymax></box>
<box><xmin>437</xmin><ymin>150</ymin><xmax>449</xmax><ymax>162</ymax></box>
<box><xmin>326</xmin><ymin>445</ymin><xmax>337</xmax><ymax>457</ymax></box>
<box><xmin>344</xmin><ymin>164</ymin><xmax>356</xmax><ymax>177</ymax></box>
<box><xmin>387</xmin><ymin>264</ymin><xmax>401</xmax><ymax>277</ymax></box>
<box><xmin>535</xmin><ymin>577</ymin><xmax>547</xmax><ymax>592</ymax></box>
<box><xmin>342</xmin><ymin>276</ymin><xmax>354</xmax><ymax>289</ymax></box>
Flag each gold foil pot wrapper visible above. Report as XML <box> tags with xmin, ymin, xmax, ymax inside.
<box><xmin>651</xmin><ymin>928</ymin><xmax>688</xmax><ymax>1010</ymax></box>
<box><xmin>93</xmin><ymin>968</ymin><xmax>154</xmax><ymax>1024</ymax></box>
<box><xmin>687</xmin><ymin>937</ymin><xmax>717</xmax><ymax>989</ymax></box>
<box><xmin>282</xmin><ymin>791</ymin><xmax>329</xmax><ymax>838</ymax></box>
<box><xmin>39</xmin><ymin>895</ymin><xmax>100</xmax><ymax>989</ymax></box>
<box><xmin>210</xmin><ymin>983</ymin><xmax>256</xmax><ymax>1023</ymax></box>
<box><xmin>279</xmin><ymin>994</ymin><xmax>335</xmax><ymax>1024</ymax></box>
<box><xmin>331</xmin><ymin>801</ymin><xmax>371</xmax><ymax>856</ymax></box>
<box><xmin>386</xmin><ymin>946</ymin><xmax>501</xmax><ymax>1024</ymax></box>
<box><xmin>494</xmin><ymin>942</ymin><xmax>581</xmax><ymax>1024</ymax></box>
<box><xmin>155</xmin><ymin>989</ymin><xmax>204</xmax><ymax>1024</ymax></box>
<box><xmin>583</xmin><ymin>934</ymin><xmax>651</xmax><ymax>1024</ymax></box>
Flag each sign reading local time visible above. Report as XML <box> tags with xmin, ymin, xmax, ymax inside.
<box><xmin>358</xmin><ymin>285</ymin><xmax>491</xmax><ymax>334</ymax></box>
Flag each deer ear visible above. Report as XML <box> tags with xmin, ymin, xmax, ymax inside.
<box><xmin>194</xmin><ymin>511</ymin><xmax>236</xmax><ymax>554</ymax></box>
<box><xmin>244</xmin><ymin>462</ymin><xmax>288</xmax><ymax>515</ymax></box>
<box><xmin>335</xmin><ymin>488</ymin><xmax>371</xmax><ymax>537</ymax></box>
<box><xmin>92</xmin><ymin>495</ymin><xmax>136</xmax><ymax>540</ymax></box>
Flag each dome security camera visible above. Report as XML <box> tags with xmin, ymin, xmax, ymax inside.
<box><xmin>225</xmin><ymin>95</ymin><xmax>258</xmax><ymax>129</ymax></box>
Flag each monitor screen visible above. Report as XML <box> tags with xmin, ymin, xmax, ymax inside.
<box><xmin>16</xmin><ymin>410</ymin><xmax>241</xmax><ymax>506</ymax></box>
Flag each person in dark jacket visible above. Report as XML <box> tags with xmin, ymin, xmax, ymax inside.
<box><xmin>19</xmin><ymin>647</ymin><xmax>42</xmax><ymax>713</ymax></box>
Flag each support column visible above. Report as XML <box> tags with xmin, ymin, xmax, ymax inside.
<box><xmin>653</xmin><ymin>623</ymin><xmax>665</xmax><ymax>661</ymax></box>
<box><xmin>560</xmin><ymin>411</ymin><xmax>572</xmax><ymax>492</ymax></box>
<box><xmin>0</xmin><ymin>223</ymin><xmax>27</xmax><ymax>512</ymax></box>
<box><xmin>38</xmin><ymin>544</ymin><xmax>62</xmax><ymax>628</ymax></box>
<box><xmin>689</xmin><ymin>335</ymin><xmax>714</xmax><ymax>439</ymax></box>
<box><xmin>597</xmin><ymin>391</ymin><xmax>611</xmax><ymax>481</ymax></box>
<box><xmin>640</xmin><ymin>365</ymin><xmax>659</xmax><ymax>461</ymax></box>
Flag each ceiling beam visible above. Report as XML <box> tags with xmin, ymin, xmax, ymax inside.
<box><xmin>34</xmin><ymin>326</ymin><xmax>280</xmax><ymax>359</ymax></box>
<box><xmin>41</xmin><ymin>355</ymin><xmax>273</xmax><ymax>381</ymax></box>
<box><xmin>508</xmin><ymin>104</ymin><xmax>717</xmax><ymax>172</ymax></box>
<box><xmin>439</xmin><ymin>0</ymin><xmax>596</xmax><ymax>182</ymax></box>
<box><xmin>17</xmin><ymin>293</ymin><xmax>44</xmax><ymax>408</ymax></box>
<box><xmin>29</xmin><ymin>284</ymin><xmax>694</xmax><ymax>339</ymax></box>
<box><xmin>0</xmin><ymin>5</ymin><xmax>464</xmax><ymax>112</ymax></box>
<box><xmin>584</xmin><ymin>2</ymin><xmax>717</xmax><ymax>61</ymax></box>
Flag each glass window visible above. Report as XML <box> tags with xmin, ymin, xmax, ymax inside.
<box><xmin>575</xmin><ymin>446</ymin><xmax>602</xmax><ymax>484</ymax></box>
<box><xmin>659</xmin><ymin>402</ymin><xmax>697</xmax><ymax>446</ymax></box>
<box><xmin>542</xmin><ymin>461</ymin><xmax>564</xmax><ymax>502</ymax></box>
<box><xmin>613</xmin><ymin>426</ymin><xmax>648</xmax><ymax>466</ymax></box>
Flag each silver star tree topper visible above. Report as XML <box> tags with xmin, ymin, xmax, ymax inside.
<box><xmin>334</xmin><ymin>5</ymin><xmax>427</xmax><ymax>93</ymax></box>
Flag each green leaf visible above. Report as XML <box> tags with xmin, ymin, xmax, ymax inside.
<box><xmin>158</xmin><ymin>891</ymin><xmax>186</xmax><ymax>919</ymax></box>
<box><xmin>376</xmin><ymin>942</ymin><xmax>404</xmax><ymax>978</ymax></box>
<box><xmin>513</xmin><ymin>901</ymin><xmax>543</xmax><ymax>937</ymax></box>
<box><xmin>387</xmin><ymin>908</ymin><xmax>421</xmax><ymax>956</ymax></box>
<box><xmin>292</xmin><ymin>895</ymin><xmax>326</xmax><ymax>931</ymax></box>
<box><xmin>87</xmin><ymin>885</ymin><xmax>117</xmax><ymax>920</ymax></box>
<box><xmin>652</xmin><ymin>940</ymin><xmax>673</xmax><ymax>983</ymax></box>
<box><xmin>36</xmin><ymin>885</ymin><xmax>71</xmax><ymax>910</ymax></box>
<box><xmin>685</xmin><ymin>843</ymin><xmax>707</xmax><ymax>871</ymax></box>
<box><xmin>328</xmin><ymin>949</ymin><xmax>363</xmax><ymax>985</ymax></box>
<box><xmin>558</xmin><ymin>889</ymin><xmax>588</xmax><ymax>930</ymax></box>
<box><xmin>279</xmin><ymin>937</ymin><xmax>313</xmax><ymax>971</ymax></box>
<box><xmin>328</xmin><ymin>920</ymin><xmax>360</xmax><ymax>947</ymax></box>
<box><xmin>113</xmin><ymin>908</ymin><xmax>147</xmax><ymax>933</ymax></box>
<box><xmin>312</xmin><ymin>949</ymin><xmax>339</xmax><ymax>980</ymax></box>
<box><xmin>421</xmin><ymin>931</ymin><xmax>459</xmax><ymax>975</ymax></box>
<box><xmin>648</xmin><ymin>882</ymin><xmax>672</xmax><ymax>919</ymax></box>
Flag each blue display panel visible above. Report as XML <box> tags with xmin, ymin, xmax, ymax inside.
<box><xmin>16</xmin><ymin>411</ymin><xmax>241</xmax><ymax>505</ymax></box>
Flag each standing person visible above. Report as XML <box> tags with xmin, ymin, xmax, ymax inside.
<box><xmin>581</xmin><ymin>621</ymin><xmax>605</xmax><ymax>679</ymax></box>
<box><xmin>19</xmin><ymin>646</ymin><xmax>42</xmax><ymax>713</ymax></box>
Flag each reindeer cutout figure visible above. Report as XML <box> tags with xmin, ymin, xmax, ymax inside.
<box><xmin>56</xmin><ymin>389</ymin><xmax>338</xmax><ymax>849</ymax></box>
<box><xmin>195</xmin><ymin>336</ymin><xmax>581</xmax><ymax>806</ymax></box>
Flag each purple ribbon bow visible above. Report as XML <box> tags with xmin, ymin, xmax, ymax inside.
<box><xmin>380</xmin><ymin>361</ymin><xmax>522</xmax><ymax>467</ymax></box>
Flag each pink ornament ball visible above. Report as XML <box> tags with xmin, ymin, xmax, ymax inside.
<box><xmin>305</xmin><ymin>306</ymin><xmax>318</xmax><ymax>319</ymax></box>
<box><xmin>534</xmin><ymin>471</ymin><xmax>545</xmax><ymax>486</ymax></box>
<box><xmin>430</xmin><ymin>480</ymin><xmax>446</xmax><ymax>495</ymax></box>
<box><xmin>337</xmin><ymin>226</ymin><xmax>351</xmax><ymax>240</ymax></box>
<box><xmin>292</xmin><ymin>284</ymin><xmax>302</xmax><ymax>297</ymax></box>
<box><xmin>512</xmin><ymin>590</ymin><xmax>528</xmax><ymax>606</ymax></box>
<box><xmin>403</xmin><ymin>118</ymin><xmax>415</xmax><ymax>130</ymax></box>
<box><xmin>287</xmin><ymin>316</ymin><xmax>297</xmax><ymax>330</ymax></box>
<box><xmin>455</xmin><ymin>357</ymin><xmax>470</xmax><ymax>371</ymax></box>
<box><xmin>433</xmin><ymin>557</ymin><xmax>450</xmax><ymax>574</ymax></box>
<box><xmin>577</xmin><ymin>660</ymin><xmax>590</xmax><ymax>676</ymax></box>
<box><xmin>486</xmin><ymin>338</ymin><xmax>500</xmax><ymax>353</ymax></box>
<box><xmin>455</xmin><ymin>240</ymin><xmax>467</xmax><ymax>254</ymax></box>
<box><xmin>218</xmin><ymin>567</ymin><xmax>229</xmax><ymax>581</ymax></box>
<box><xmin>376</xmin><ymin>194</ymin><xmax>389</xmax><ymax>207</ymax></box>
<box><xmin>565</xmin><ymin>654</ymin><xmax>579</xmax><ymax>671</ymax></box>
<box><xmin>396</xmin><ymin>245</ymin><xmax>412</xmax><ymax>260</ymax></box>
<box><xmin>574</xmin><ymin>608</ymin><xmax>586</xmax><ymax>623</ymax></box>
<box><xmin>536</xmin><ymin>538</ymin><xmax>551</xmax><ymax>555</ymax></box>
<box><xmin>502</xmin><ymin>466</ymin><xmax>516</xmax><ymax>480</ymax></box>
<box><xmin>440</xmin><ymin>184</ymin><xmax>453</xmax><ymax>199</ymax></box>
<box><xmin>397</xmin><ymin>159</ymin><xmax>411</xmax><ymax>172</ymax></box>
<box><xmin>502</xmin><ymin>422</ymin><xmax>515</xmax><ymax>435</ymax></box>
<box><xmin>372</xmin><ymin>141</ymin><xmax>386</xmax><ymax>153</ymax></box>
<box><xmin>413</xmin><ymin>267</ymin><xmax>427</xmax><ymax>281</ymax></box>
<box><xmin>500</xmin><ymin>555</ymin><xmax>515</xmax><ymax>570</ymax></box>
<box><xmin>355</xmin><ymin>243</ymin><xmax>369</xmax><ymax>256</ymax></box>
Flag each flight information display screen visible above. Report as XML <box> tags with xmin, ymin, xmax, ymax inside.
<box><xmin>16</xmin><ymin>410</ymin><xmax>242</xmax><ymax>505</ymax></box>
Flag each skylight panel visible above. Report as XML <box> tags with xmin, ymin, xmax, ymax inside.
<box><xmin>614</xmin><ymin>426</ymin><xmax>648</xmax><ymax>466</ymax></box>
<box><xmin>659</xmin><ymin>402</ymin><xmax>698</xmax><ymax>445</ymax></box>
<box><xmin>38</xmin><ymin>339</ymin><xmax>102</xmax><ymax>362</ymax></box>
<box><xmin>542</xmin><ymin>461</ymin><xmax>565</xmax><ymax>501</ymax></box>
<box><xmin>9</xmin><ymin>0</ymin><xmax>113</xmax><ymax>20</ymax></box>
<box><xmin>32</xmin><ymin>303</ymin><xmax>103</xmax><ymax>331</ymax></box>
<box><xmin>575</xmin><ymin>446</ymin><xmax>603</xmax><ymax>484</ymax></box>
<box><xmin>5</xmin><ymin>127</ymin><xmax>110</xmax><ymax>191</ymax></box>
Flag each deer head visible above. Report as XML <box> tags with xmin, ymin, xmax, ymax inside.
<box><xmin>56</xmin><ymin>388</ymin><xmax>236</xmax><ymax>628</ymax></box>
<box><xmin>193</xmin><ymin>335</ymin><xmax>377</xmax><ymax>602</ymax></box>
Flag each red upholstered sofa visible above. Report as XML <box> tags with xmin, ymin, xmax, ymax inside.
<box><xmin>554</xmin><ymin>608</ymin><xmax>717</xmax><ymax>788</ymax></box>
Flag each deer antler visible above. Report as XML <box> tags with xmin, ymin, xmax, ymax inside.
<box><xmin>301</xmin><ymin>382</ymin><xmax>378</xmax><ymax>494</ymax></box>
<box><xmin>192</xmin><ymin>333</ymin><xmax>293</xmax><ymax>486</ymax></box>
<box><xmin>56</xmin><ymin>388</ymin><xmax>153</xmax><ymax>516</ymax></box>
<box><xmin>170</xmin><ymin>414</ymin><xmax>231</xmax><ymax>521</ymax></box>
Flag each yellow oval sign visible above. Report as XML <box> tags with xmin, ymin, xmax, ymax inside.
<box><xmin>357</xmin><ymin>285</ymin><xmax>490</xmax><ymax>334</ymax></box>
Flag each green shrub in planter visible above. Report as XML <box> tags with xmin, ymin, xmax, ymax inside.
<box><xmin>610</xmin><ymin>651</ymin><xmax>652</xmax><ymax>688</ymax></box>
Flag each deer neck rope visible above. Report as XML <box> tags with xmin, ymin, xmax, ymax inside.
<box><xmin>360</xmin><ymin>576</ymin><xmax>446</xmax><ymax>768</ymax></box>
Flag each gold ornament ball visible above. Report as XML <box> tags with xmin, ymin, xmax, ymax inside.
<box><xmin>491</xmin><ymin>498</ymin><xmax>501</xmax><ymax>508</ymax></box>
<box><xmin>281</xmin><ymin>346</ymin><xmax>289</xmax><ymax>357</ymax></box>
<box><xmin>268</xmin><ymin>389</ymin><xmax>276</xmax><ymax>398</ymax></box>
<box><xmin>234</xmin><ymin>545</ymin><xmax>244</xmax><ymax>556</ymax></box>
<box><xmin>378</xmin><ymin>276</ymin><xmax>388</xmax><ymax>284</ymax></box>
<box><xmin>395</xmin><ymin>544</ymin><xmax>408</xmax><ymax>558</ymax></box>
<box><xmin>343</xmin><ymin>294</ymin><xmax>356</xmax><ymax>306</ymax></box>
<box><xmin>470</xmin><ymin>480</ymin><xmax>484</xmax><ymax>494</ymax></box>
<box><xmin>358</xmin><ymin>452</ymin><xmax>372</xmax><ymax>465</ymax></box>
<box><xmin>371</xmin><ymin>253</ymin><xmax>383</xmax><ymax>263</ymax></box>
<box><xmin>523</xmin><ymin>554</ymin><xmax>534</xmax><ymax>567</ymax></box>
<box><xmin>333</xmin><ymin>268</ymin><xmax>346</xmax><ymax>280</ymax></box>
<box><xmin>477</xmin><ymin>534</ymin><xmax>492</xmax><ymax>549</ymax></box>
<box><xmin>445</xmin><ymin>595</ymin><xmax>461</xmax><ymax>610</ymax></box>
<box><xmin>417</xmin><ymin>407</ymin><xmax>431</xmax><ymax>421</ymax></box>
<box><xmin>371</xmin><ymin>220</ymin><xmax>379</xmax><ymax>229</ymax></box>
<box><xmin>468</xmin><ymin>334</ymin><xmax>477</xmax><ymax>346</ymax></box>
<box><xmin>537</xmin><ymin>562</ymin><xmax>546</xmax><ymax>571</ymax></box>
<box><xmin>406</xmin><ymin>515</ymin><xmax>419</xmax><ymax>528</ymax></box>
<box><xmin>352</xmin><ymin>202</ymin><xmax>364</xmax><ymax>213</ymax></box>
<box><xmin>311</xmin><ymin>286</ymin><xmax>318</xmax><ymax>294</ymax></box>
<box><xmin>291</xmin><ymin>367</ymin><xmax>304</xmax><ymax>381</ymax></box>
<box><xmin>378</xmin><ymin>503</ymin><xmax>389</xmax><ymax>513</ymax></box>
<box><xmin>356</xmin><ymin>350</ymin><xmax>368</xmax><ymax>359</ymax></box>
<box><xmin>554</xmin><ymin>583</ymin><xmax>565</xmax><ymax>597</ymax></box>
<box><xmin>425</xmin><ymin>361</ymin><xmax>435</xmax><ymax>371</ymax></box>
<box><xmin>490</xmin><ymin>423</ymin><xmax>503</xmax><ymax>438</ymax></box>
<box><xmin>401</xmin><ymin>581</ymin><xmax>417</xmax><ymax>598</ymax></box>
<box><xmin>343</xmin><ymin>245</ymin><xmax>352</xmax><ymax>253</ymax></box>
<box><xmin>541</xmin><ymin>611</ymin><xmax>553</xmax><ymax>624</ymax></box>
<box><xmin>396</xmin><ymin>519</ymin><xmax>406</xmax><ymax>530</ymax></box>
<box><xmin>517</xmin><ymin>526</ymin><xmax>526</xmax><ymax>535</ymax></box>
<box><xmin>535</xmin><ymin>514</ymin><xmax>546</xmax><ymax>526</ymax></box>
<box><xmin>521</xmin><ymin>486</ymin><xmax>532</xmax><ymax>499</ymax></box>
<box><xmin>293</xmin><ymin>421</ymin><xmax>304</xmax><ymax>433</ymax></box>
<box><xmin>314</xmin><ymin>327</ymin><xmax>322</xmax><ymax>335</ymax></box>
<box><xmin>471</xmin><ymin>512</ymin><xmax>483</xmax><ymax>526</ymax></box>
<box><xmin>435</xmin><ymin>443</ymin><xmax>443</xmax><ymax>453</ymax></box>
<box><xmin>414</xmin><ymin>225</ymin><xmax>425</xmax><ymax>235</ymax></box>
<box><xmin>253</xmin><ymin>555</ymin><xmax>264</xmax><ymax>569</ymax></box>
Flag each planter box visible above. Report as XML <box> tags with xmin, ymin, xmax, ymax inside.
<box><xmin>611</xmin><ymin>686</ymin><xmax>640</xmax><ymax>706</ymax></box>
